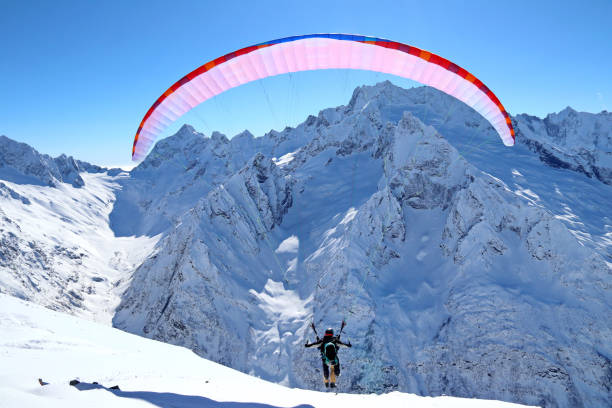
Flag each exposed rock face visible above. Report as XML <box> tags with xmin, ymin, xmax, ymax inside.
<box><xmin>114</xmin><ymin>154</ymin><xmax>295</xmax><ymax>372</ymax></box>
<box><xmin>114</xmin><ymin>101</ymin><xmax>611</xmax><ymax>407</ymax></box>
<box><xmin>110</xmin><ymin>122</ymin><xmax>314</xmax><ymax>237</ymax></box>
<box><xmin>0</xmin><ymin>135</ymin><xmax>93</xmax><ymax>187</ymax></box>
<box><xmin>0</xmin><ymin>136</ymin><xmax>156</xmax><ymax>322</ymax></box>
<box><xmin>0</xmin><ymin>170</ymin><xmax>158</xmax><ymax>323</ymax></box>
<box><xmin>514</xmin><ymin>108</ymin><xmax>612</xmax><ymax>185</ymax></box>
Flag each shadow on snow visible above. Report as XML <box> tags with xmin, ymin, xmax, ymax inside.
<box><xmin>74</xmin><ymin>382</ymin><xmax>315</xmax><ymax>408</ymax></box>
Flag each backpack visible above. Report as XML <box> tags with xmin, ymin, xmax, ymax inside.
<box><xmin>324</xmin><ymin>341</ymin><xmax>338</xmax><ymax>365</ymax></box>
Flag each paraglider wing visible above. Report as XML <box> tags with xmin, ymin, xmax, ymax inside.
<box><xmin>133</xmin><ymin>34</ymin><xmax>515</xmax><ymax>161</ymax></box>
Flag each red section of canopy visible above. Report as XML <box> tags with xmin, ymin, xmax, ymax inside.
<box><xmin>133</xmin><ymin>34</ymin><xmax>514</xmax><ymax>159</ymax></box>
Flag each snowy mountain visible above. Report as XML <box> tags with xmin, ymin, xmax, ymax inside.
<box><xmin>514</xmin><ymin>108</ymin><xmax>611</xmax><ymax>185</ymax></box>
<box><xmin>339</xmin><ymin>83</ymin><xmax>612</xmax><ymax>261</ymax></box>
<box><xmin>1</xmin><ymin>81</ymin><xmax>611</xmax><ymax>407</ymax></box>
<box><xmin>112</xmin><ymin>84</ymin><xmax>611</xmax><ymax>407</ymax></box>
<box><xmin>0</xmin><ymin>138</ymin><xmax>158</xmax><ymax>323</ymax></box>
<box><xmin>110</xmin><ymin>121</ymin><xmax>314</xmax><ymax>237</ymax></box>
<box><xmin>0</xmin><ymin>135</ymin><xmax>111</xmax><ymax>188</ymax></box>
<box><xmin>0</xmin><ymin>294</ymin><xmax>531</xmax><ymax>407</ymax></box>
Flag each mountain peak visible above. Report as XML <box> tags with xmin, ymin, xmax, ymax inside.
<box><xmin>177</xmin><ymin>123</ymin><xmax>196</xmax><ymax>134</ymax></box>
<box><xmin>211</xmin><ymin>131</ymin><xmax>229</xmax><ymax>144</ymax></box>
<box><xmin>543</xmin><ymin>106</ymin><xmax>580</xmax><ymax>124</ymax></box>
<box><xmin>160</xmin><ymin>124</ymin><xmax>205</xmax><ymax>147</ymax></box>
<box><xmin>348</xmin><ymin>80</ymin><xmax>398</xmax><ymax>110</ymax></box>
<box><xmin>558</xmin><ymin>106</ymin><xmax>577</xmax><ymax>117</ymax></box>
<box><xmin>0</xmin><ymin>134</ymin><xmax>86</xmax><ymax>187</ymax></box>
<box><xmin>234</xmin><ymin>130</ymin><xmax>255</xmax><ymax>140</ymax></box>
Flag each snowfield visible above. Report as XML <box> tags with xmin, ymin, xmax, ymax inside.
<box><xmin>0</xmin><ymin>294</ymin><xmax>531</xmax><ymax>408</ymax></box>
<box><xmin>0</xmin><ymin>169</ymin><xmax>159</xmax><ymax>323</ymax></box>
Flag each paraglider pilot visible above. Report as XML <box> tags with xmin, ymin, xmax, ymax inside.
<box><xmin>305</xmin><ymin>327</ymin><xmax>351</xmax><ymax>388</ymax></box>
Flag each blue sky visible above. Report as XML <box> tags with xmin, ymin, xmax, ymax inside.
<box><xmin>1</xmin><ymin>0</ymin><xmax>610</xmax><ymax>167</ymax></box>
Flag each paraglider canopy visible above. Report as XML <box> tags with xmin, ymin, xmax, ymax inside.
<box><xmin>133</xmin><ymin>34</ymin><xmax>515</xmax><ymax>161</ymax></box>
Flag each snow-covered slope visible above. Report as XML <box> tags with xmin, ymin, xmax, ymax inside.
<box><xmin>514</xmin><ymin>108</ymin><xmax>611</xmax><ymax>185</ymax></box>
<box><xmin>110</xmin><ymin>121</ymin><xmax>315</xmax><ymax>237</ymax></box>
<box><xmin>0</xmin><ymin>139</ymin><xmax>158</xmax><ymax>322</ymax></box>
<box><xmin>0</xmin><ymin>135</ymin><xmax>110</xmax><ymax>187</ymax></box>
<box><xmin>114</xmin><ymin>106</ymin><xmax>611</xmax><ymax>407</ymax></box>
<box><xmin>340</xmin><ymin>83</ymin><xmax>612</xmax><ymax>261</ymax></box>
<box><xmin>0</xmin><ymin>294</ymin><xmax>531</xmax><ymax>408</ymax></box>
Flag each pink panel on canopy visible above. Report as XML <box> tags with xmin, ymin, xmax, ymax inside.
<box><xmin>132</xmin><ymin>36</ymin><xmax>513</xmax><ymax>160</ymax></box>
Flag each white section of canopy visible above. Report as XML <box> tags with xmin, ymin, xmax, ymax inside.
<box><xmin>134</xmin><ymin>38</ymin><xmax>512</xmax><ymax>160</ymax></box>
